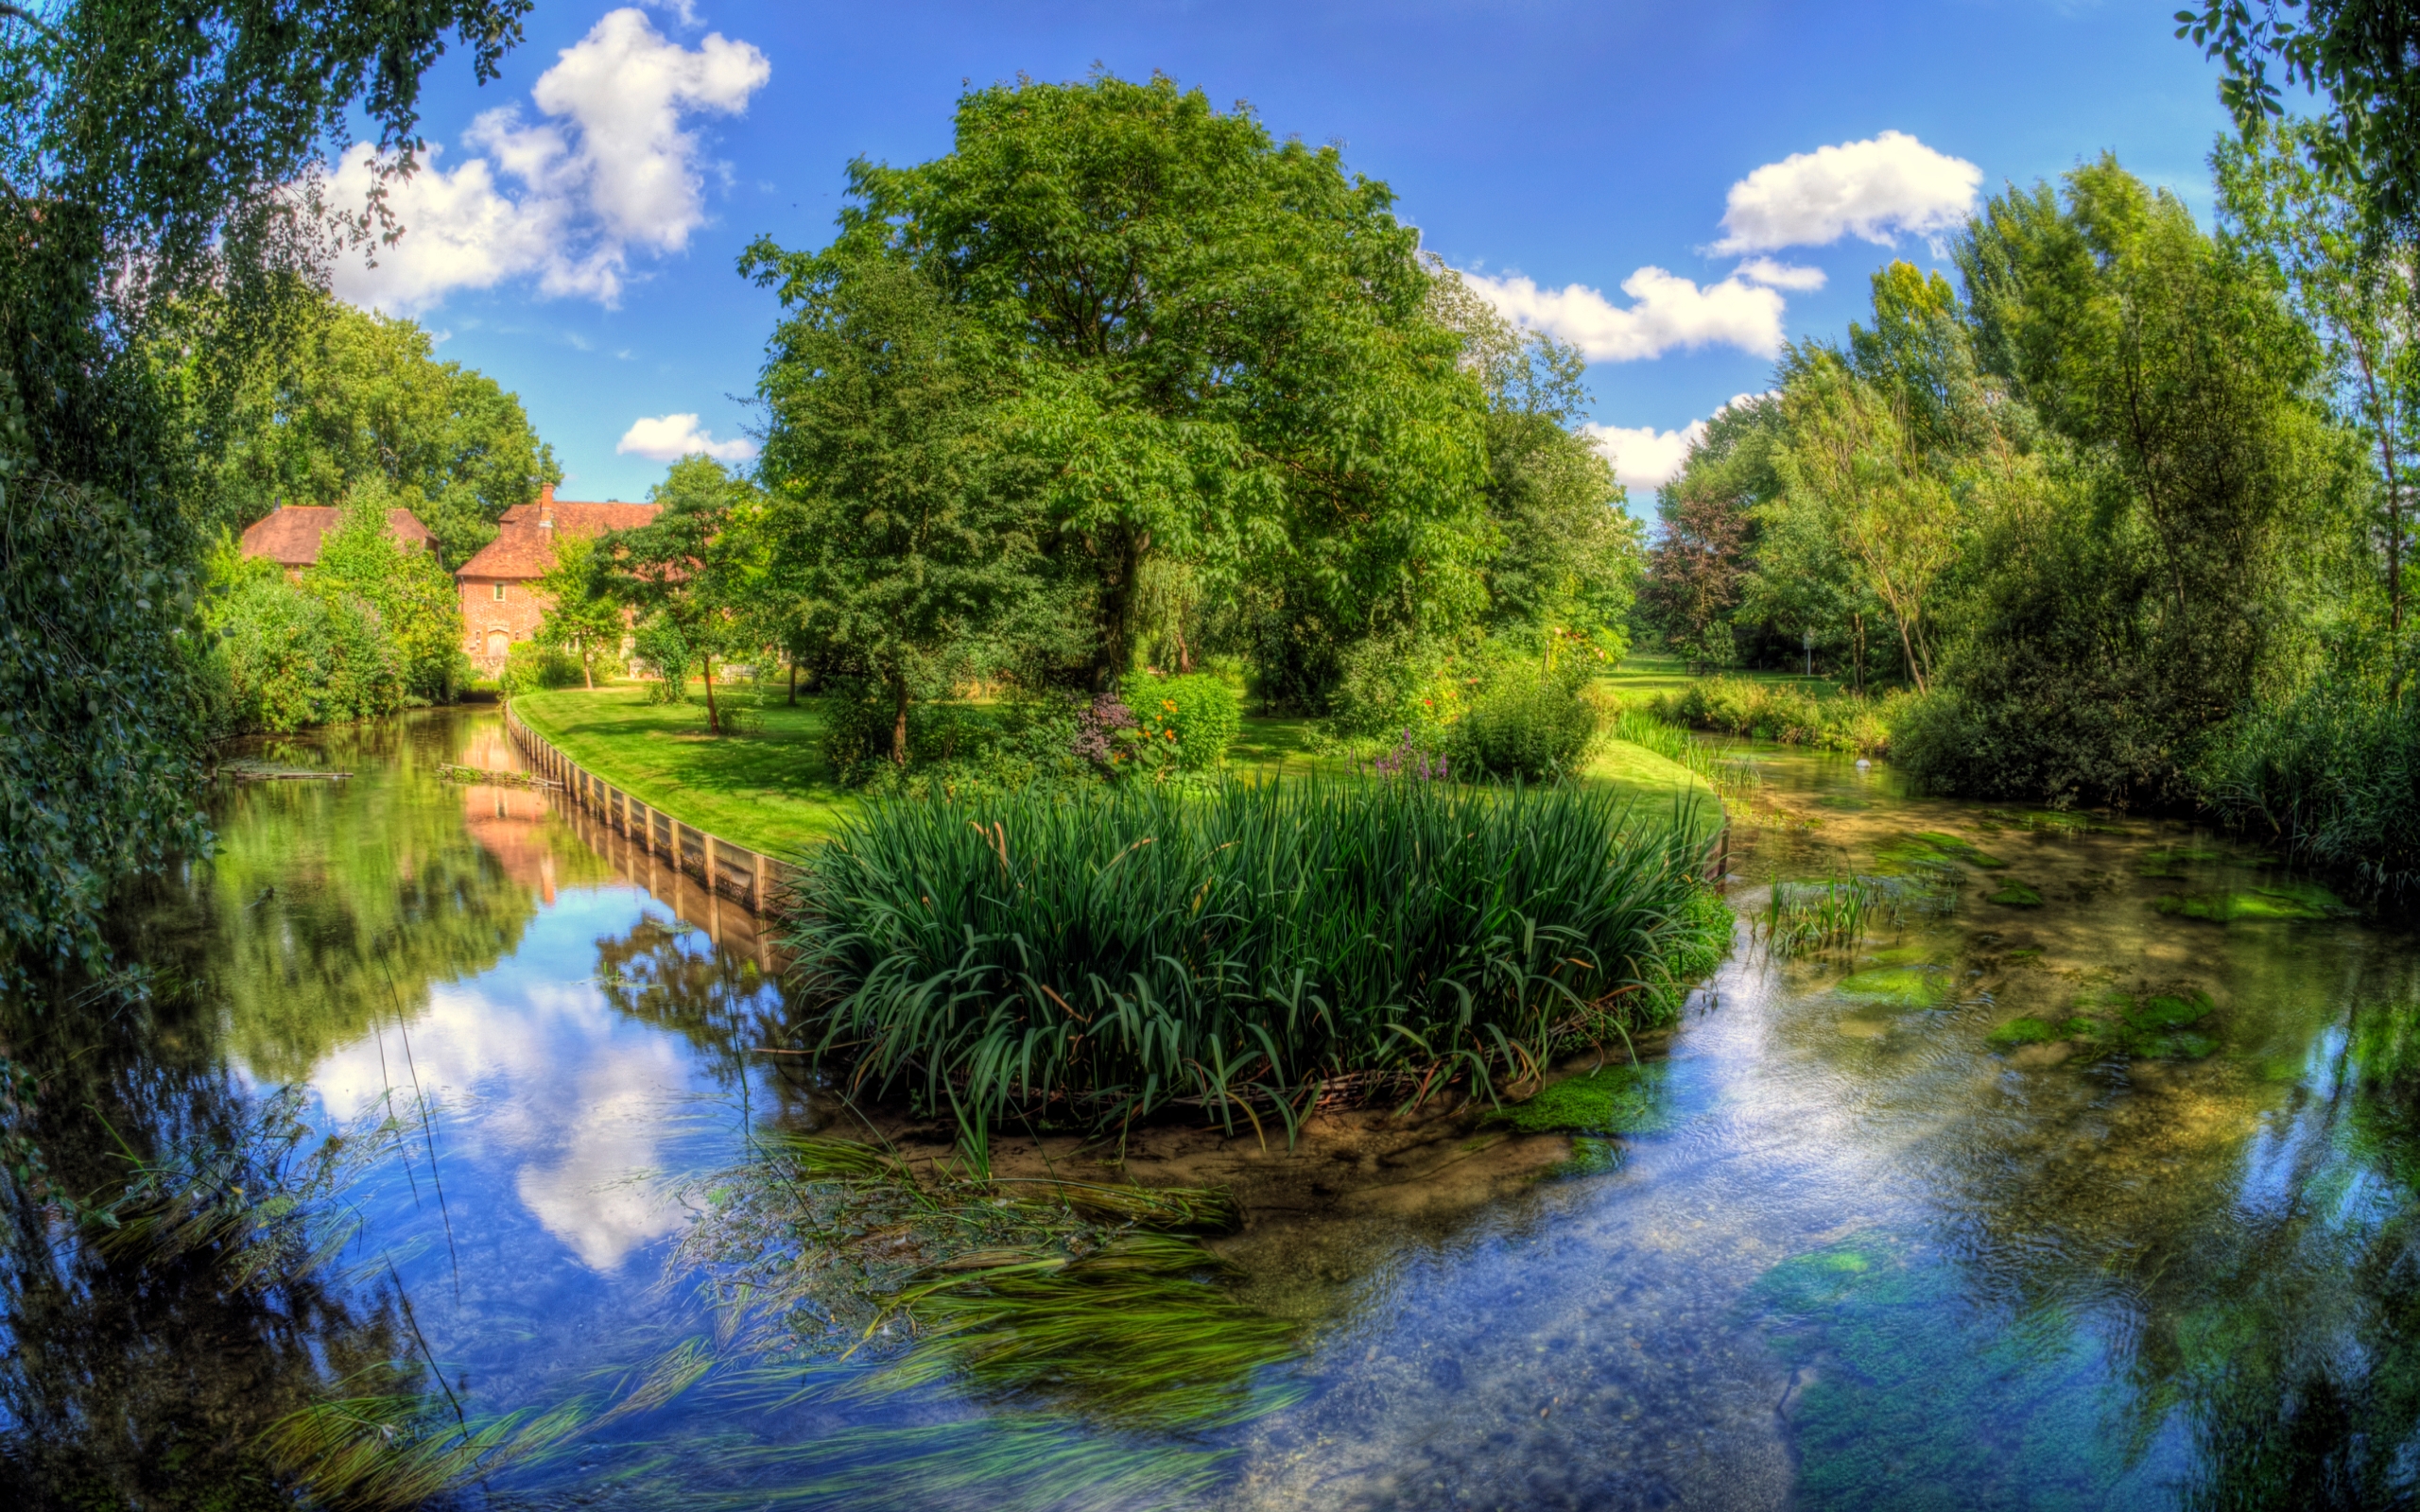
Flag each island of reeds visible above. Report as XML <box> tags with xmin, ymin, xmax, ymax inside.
<box><xmin>782</xmin><ymin>777</ymin><xmax>1730</xmax><ymax>1144</ymax></box>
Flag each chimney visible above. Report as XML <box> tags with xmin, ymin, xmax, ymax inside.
<box><xmin>539</xmin><ymin>480</ymin><xmax>555</xmax><ymax>529</ymax></box>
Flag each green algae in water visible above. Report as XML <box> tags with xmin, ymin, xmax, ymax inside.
<box><xmin>1542</xmin><ymin>1136</ymin><xmax>1628</xmax><ymax>1179</ymax></box>
<box><xmin>1985</xmin><ymin>880</ymin><xmax>2044</xmax><ymax>908</ymax></box>
<box><xmin>2136</xmin><ymin>846</ymin><xmax>2224</xmax><ymax>880</ymax></box>
<box><xmin>1487</xmin><ymin>1061</ymin><xmax>1672</xmax><ymax>1136</ymax></box>
<box><xmin>2155</xmin><ymin>882</ymin><xmax>2344</xmax><ymax>922</ymax></box>
<box><xmin>1910</xmin><ymin>831</ymin><xmax>2010</xmax><ymax>868</ymax></box>
<box><xmin>1835</xmin><ymin>966</ymin><xmax>1952</xmax><ymax>1007</ymax></box>
<box><xmin>1986</xmin><ymin>1016</ymin><xmax>2061</xmax><ymax>1048</ymax></box>
<box><xmin>1750</xmin><ymin>1234</ymin><xmax>2166</xmax><ymax>1511</ymax></box>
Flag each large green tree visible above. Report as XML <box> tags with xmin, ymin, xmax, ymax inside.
<box><xmin>0</xmin><ymin>0</ymin><xmax>529</xmax><ymax>987</ymax></box>
<box><xmin>216</xmin><ymin>299</ymin><xmax>559</xmax><ymax>565</ymax></box>
<box><xmin>743</xmin><ymin>72</ymin><xmax>1493</xmax><ymax>706</ymax></box>
<box><xmin>752</xmin><ymin>257</ymin><xmax>1063</xmax><ymax>763</ymax></box>
<box><xmin>590</xmin><ymin>455</ymin><xmax>762</xmax><ymax>735</ymax></box>
<box><xmin>1901</xmin><ymin>156</ymin><xmax>2351</xmax><ymax>803</ymax></box>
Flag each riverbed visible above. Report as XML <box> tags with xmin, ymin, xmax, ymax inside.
<box><xmin>5</xmin><ymin>708</ymin><xmax>2412</xmax><ymax>1510</ymax></box>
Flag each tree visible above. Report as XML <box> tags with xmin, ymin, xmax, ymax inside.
<box><xmin>216</xmin><ymin>298</ymin><xmax>559</xmax><ymax>565</ymax></box>
<box><xmin>1772</xmin><ymin>353</ymin><xmax>1964</xmax><ymax>694</ymax></box>
<box><xmin>534</xmin><ymin>533</ymin><xmax>624</xmax><ymax>689</ymax></box>
<box><xmin>1426</xmin><ymin>271</ymin><xmax>1643</xmax><ymax>659</ymax></box>
<box><xmin>2182</xmin><ymin>0</ymin><xmax>2420</xmax><ymax>231</ymax></box>
<box><xmin>1641</xmin><ymin>487</ymin><xmax>1748</xmax><ymax>674</ymax></box>
<box><xmin>742</xmin><ymin>71</ymin><xmax>1492</xmax><ymax>703</ymax></box>
<box><xmin>0</xmin><ymin>0</ymin><xmax>531</xmax><ymax>987</ymax></box>
<box><xmin>590</xmin><ymin>455</ymin><xmax>758</xmax><ymax>735</ymax></box>
<box><xmin>2218</xmin><ymin>118</ymin><xmax>2420</xmax><ymax>677</ymax></box>
<box><xmin>752</xmin><ymin>257</ymin><xmax>1061</xmax><ymax>765</ymax></box>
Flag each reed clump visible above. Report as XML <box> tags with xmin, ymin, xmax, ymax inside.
<box><xmin>784</xmin><ymin>777</ymin><xmax>1730</xmax><ymax>1139</ymax></box>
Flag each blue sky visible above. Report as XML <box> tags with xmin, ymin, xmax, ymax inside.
<box><xmin>340</xmin><ymin>0</ymin><xmax>2238</xmax><ymax>508</ymax></box>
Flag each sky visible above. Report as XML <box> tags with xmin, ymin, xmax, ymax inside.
<box><xmin>329</xmin><ymin>0</ymin><xmax>2240</xmax><ymax>510</ymax></box>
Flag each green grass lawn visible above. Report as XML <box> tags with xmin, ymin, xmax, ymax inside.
<box><xmin>511</xmin><ymin>684</ymin><xmax>1715</xmax><ymax>858</ymax></box>
<box><xmin>513</xmin><ymin>685</ymin><xmax>852</xmax><ymax>859</ymax></box>
<box><xmin>1601</xmin><ymin>650</ymin><xmax>1853</xmax><ymax>702</ymax></box>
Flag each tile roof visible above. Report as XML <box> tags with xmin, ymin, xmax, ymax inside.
<box><xmin>237</xmin><ymin>506</ymin><xmax>435</xmax><ymax>568</ymax></box>
<box><xmin>498</xmin><ymin>500</ymin><xmax>661</xmax><ymax>535</ymax></box>
<box><xmin>456</xmin><ymin>496</ymin><xmax>661</xmax><ymax>581</ymax></box>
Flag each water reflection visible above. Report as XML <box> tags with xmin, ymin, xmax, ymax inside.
<box><xmin>14</xmin><ymin>713</ymin><xmax>2420</xmax><ymax>1509</ymax></box>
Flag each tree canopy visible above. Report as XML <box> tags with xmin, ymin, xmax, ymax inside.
<box><xmin>742</xmin><ymin>72</ymin><xmax>1495</xmax><ymax>709</ymax></box>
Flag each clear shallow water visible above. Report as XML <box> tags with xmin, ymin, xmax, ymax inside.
<box><xmin>6</xmin><ymin>713</ymin><xmax>2417</xmax><ymax>1509</ymax></box>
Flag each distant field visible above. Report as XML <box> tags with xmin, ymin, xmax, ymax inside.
<box><xmin>1603</xmin><ymin>651</ymin><xmax>1857</xmax><ymax>702</ymax></box>
<box><xmin>512</xmin><ymin>685</ymin><xmax>1716</xmax><ymax>858</ymax></box>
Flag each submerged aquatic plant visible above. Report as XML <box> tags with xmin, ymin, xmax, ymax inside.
<box><xmin>2154</xmin><ymin>881</ymin><xmax>2348</xmax><ymax>922</ymax></box>
<box><xmin>785</xmin><ymin>777</ymin><xmax>1729</xmax><ymax>1142</ymax></box>
<box><xmin>1759</xmin><ymin>871</ymin><xmax>1954</xmax><ymax>958</ymax></box>
<box><xmin>1987</xmin><ymin>987</ymin><xmax>2220</xmax><ymax>1060</ymax></box>
<box><xmin>673</xmin><ymin>1134</ymin><xmax>1302</xmax><ymax>1434</ymax></box>
<box><xmin>1485</xmin><ymin>1059</ymin><xmax>1674</xmax><ymax>1136</ymax></box>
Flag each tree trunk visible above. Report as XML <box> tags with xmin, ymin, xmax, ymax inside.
<box><xmin>702</xmin><ymin>654</ymin><xmax>720</xmax><ymax>735</ymax></box>
<box><xmin>1091</xmin><ymin>526</ymin><xmax>1150</xmax><ymax>695</ymax></box>
<box><xmin>581</xmin><ymin>645</ymin><xmax>593</xmax><ymax>691</ymax></box>
<box><xmin>890</xmin><ymin>678</ymin><xmax>910</xmax><ymax>767</ymax></box>
<box><xmin>787</xmin><ymin>662</ymin><xmax>798</xmax><ymax>706</ymax></box>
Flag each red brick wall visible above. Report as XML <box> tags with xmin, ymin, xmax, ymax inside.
<box><xmin>460</xmin><ymin>578</ymin><xmax>551</xmax><ymax>672</ymax></box>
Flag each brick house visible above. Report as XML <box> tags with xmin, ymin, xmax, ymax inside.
<box><xmin>237</xmin><ymin>504</ymin><xmax>435</xmax><ymax>580</ymax></box>
<box><xmin>456</xmin><ymin>483</ymin><xmax>660</xmax><ymax>672</ymax></box>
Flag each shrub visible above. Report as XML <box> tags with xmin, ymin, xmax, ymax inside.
<box><xmin>786</xmin><ymin>778</ymin><xmax>1729</xmax><ymax>1140</ymax></box>
<box><xmin>1446</xmin><ymin>663</ymin><xmax>1599</xmax><ymax>780</ymax></box>
<box><xmin>2197</xmin><ymin>681</ymin><xmax>2420</xmax><ymax>893</ymax></box>
<box><xmin>633</xmin><ymin>616</ymin><xmax>689</xmax><ymax>702</ymax></box>
<box><xmin>1124</xmin><ymin>672</ymin><xmax>1242</xmax><ymax>770</ymax></box>
<box><xmin>822</xmin><ymin>684</ymin><xmax>1097</xmax><ymax>793</ymax></box>
<box><xmin>498</xmin><ymin>641</ymin><xmax>584</xmax><ymax>696</ymax></box>
<box><xmin>207</xmin><ymin>555</ymin><xmax>403</xmax><ymax>733</ymax></box>
<box><xmin>1322</xmin><ymin>632</ymin><xmax>1471</xmax><ymax>741</ymax></box>
<box><xmin>1650</xmin><ymin>677</ymin><xmax>1894</xmax><ymax>756</ymax></box>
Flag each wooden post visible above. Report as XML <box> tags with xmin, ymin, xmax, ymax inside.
<box><xmin>752</xmin><ymin>850</ymin><xmax>768</xmax><ymax>913</ymax></box>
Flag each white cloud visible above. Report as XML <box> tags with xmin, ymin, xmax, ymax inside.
<box><xmin>326</xmin><ymin>8</ymin><xmax>769</xmax><ymax>313</ymax></box>
<box><xmin>617</xmin><ymin>413</ymin><xmax>757</xmax><ymax>463</ymax></box>
<box><xmin>1582</xmin><ymin>392</ymin><xmax>1765</xmax><ymax>492</ymax></box>
<box><xmin>1464</xmin><ymin>266</ymin><xmax>1787</xmax><ymax>363</ymax></box>
<box><xmin>1733</xmin><ymin>257</ymin><xmax>1827</xmax><ymax>291</ymax></box>
<box><xmin>1712</xmin><ymin>130</ymin><xmax>1981</xmax><ymax>255</ymax></box>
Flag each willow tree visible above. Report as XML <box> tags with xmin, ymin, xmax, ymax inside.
<box><xmin>0</xmin><ymin>0</ymin><xmax>531</xmax><ymax>988</ymax></box>
<box><xmin>743</xmin><ymin>72</ymin><xmax>1492</xmax><ymax>705</ymax></box>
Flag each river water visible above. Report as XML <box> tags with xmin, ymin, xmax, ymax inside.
<box><xmin>6</xmin><ymin>708</ymin><xmax>2416</xmax><ymax>1510</ymax></box>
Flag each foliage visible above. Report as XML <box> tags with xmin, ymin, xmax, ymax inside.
<box><xmin>532</xmin><ymin>533</ymin><xmax>623</xmax><ymax>689</ymax></box>
<box><xmin>744</xmin><ymin>71</ymin><xmax>1495</xmax><ymax>705</ymax></box>
<box><xmin>1639</xmin><ymin>485</ymin><xmax>1747</xmax><ymax>672</ymax></box>
<box><xmin>1444</xmin><ymin>662</ymin><xmax>1600</xmax><ymax>781</ymax></box>
<box><xmin>498</xmin><ymin>641</ymin><xmax>583</xmax><ymax>696</ymax></box>
<box><xmin>1650</xmin><ymin>677</ymin><xmax>1896</xmax><ymax>756</ymax></box>
<box><xmin>0</xmin><ymin>0</ymin><xmax>532</xmax><ymax>986</ymax></box>
<box><xmin>203</xmin><ymin>493</ymin><xmax>467</xmax><ymax>733</ymax></box>
<box><xmin>206</xmin><ymin>549</ymin><xmax>401</xmax><ymax>733</ymax></box>
<box><xmin>631</xmin><ymin>614</ymin><xmax>690</xmax><ymax>701</ymax></box>
<box><xmin>1322</xmin><ymin>630</ymin><xmax>1478</xmax><ymax>743</ymax></box>
<box><xmin>2199</xmin><ymin>679</ymin><xmax>2420</xmax><ymax>890</ymax></box>
<box><xmin>1122</xmin><ymin>672</ymin><xmax>1242</xmax><ymax>771</ymax></box>
<box><xmin>214</xmin><ymin>298</ymin><xmax>557</xmax><ymax>565</ymax></box>
<box><xmin>2182</xmin><ymin>0</ymin><xmax>2420</xmax><ymax>234</ymax></box>
<box><xmin>1902</xmin><ymin>158</ymin><xmax>2350</xmax><ymax>806</ymax></box>
<box><xmin>591</xmin><ymin>455</ymin><xmax>759</xmax><ymax>732</ymax></box>
<box><xmin>784</xmin><ymin>778</ymin><xmax>1726</xmax><ymax>1142</ymax></box>
<box><xmin>751</xmin><ymin>255</ymin><xmax>1063</xmax><ymax>760</ymax></box>
<box><xmin>306</xmin><ymin>488</ymin><xmax>466</xmax><ymax>703</ymax></box>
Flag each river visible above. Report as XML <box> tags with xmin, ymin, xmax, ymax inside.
<box><xmin>5</xmin><ymin>707</ymin><xmax>2413</xmax><ymax>1510</ymax></box>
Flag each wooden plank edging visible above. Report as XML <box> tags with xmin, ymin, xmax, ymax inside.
<box><xmin>502</xmin><ymin>702</ymin><xmax>799</xmax><ymax>915</ymax></box>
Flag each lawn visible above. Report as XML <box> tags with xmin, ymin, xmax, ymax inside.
<box><xmin>510</xmin><ymin>685</ymin><xmax>1716</xmax><ymax>859</ymax></box>
<box><xmin>1600</xmin><ymin>650</ymin><xmax>1854</xmax><ymax>703</ymax></box>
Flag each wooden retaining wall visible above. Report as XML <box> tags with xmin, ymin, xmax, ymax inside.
<box><xmin>504</xmin><ymin>703</ymin><xmax>800</xmax><ymax>916</ymax></box>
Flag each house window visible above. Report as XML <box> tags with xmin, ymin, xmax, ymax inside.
<box><xmin>492</xmin><ymin>582</ymin><xmax>507</xmax><ymax>601</ymax></box>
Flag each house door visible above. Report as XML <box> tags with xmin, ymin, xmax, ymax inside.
<box><xmin>487</xmin><ymin>630</ymin><xmax>509</xmax><ymax>660</ymax></box>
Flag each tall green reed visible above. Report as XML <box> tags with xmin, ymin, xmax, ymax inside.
<box><xmin>785</xmin><ymin>776</ymin><xmax>1729</xmax><ymax>1142</ymax></box>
